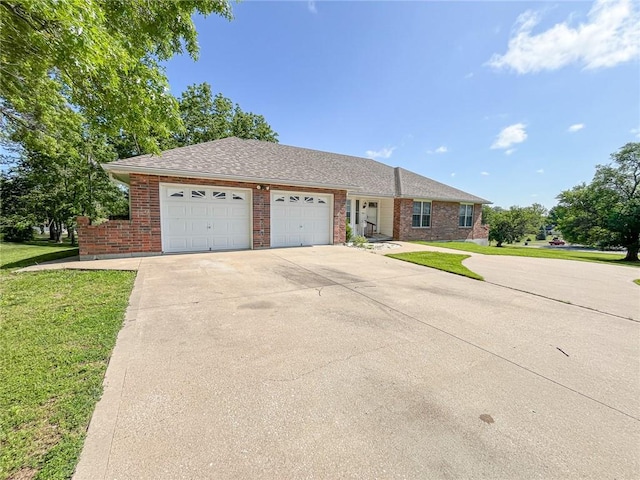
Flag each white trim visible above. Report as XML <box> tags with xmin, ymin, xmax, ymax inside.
<box><xmin>411</xmin><ymin>200</ymin><xmax>432</xmax><ymax>229</ymax></box>
<box><xmin>159</xmin><ymin>182</ymin><xmax>253</xmax><ymax>253</ymax></box>
<box><xmin>104</xmin><ymin>164</ymin><xmax>360</xmax><ymax>192</ymax></box>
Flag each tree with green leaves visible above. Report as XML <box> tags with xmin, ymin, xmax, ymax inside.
<box><xmin>1</xmin><ymin>110</ymin><xmax>129</xmax><ymax>244</ymax></box>
<box><xmin>556</xmin><ymin>142</ymin><xmax>640</xmax><ymax>261</ymax></box>
<box><xmin>1</xmin><ymin>0</ymin><xmax>232</xmax><ymax>154</ymax></box>
<box><xmin>487</xmin><ymin>205</ymin><xmax>545</xmax><ymax>247</ymax></box>
<box><xmin>177</xmin><ymin>82</ymin><xmax>278</xmax><ymax>147</ymax></box>
<box><xmin>111</xmin><ymin>82</ymin><xmax>279</xmax><ymax>158</ymax></box>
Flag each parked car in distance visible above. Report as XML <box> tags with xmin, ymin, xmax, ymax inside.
<box><xmin>549</xmin><ymin>238</ymin><xmax>565</xmax><ymax>246</ymax></box>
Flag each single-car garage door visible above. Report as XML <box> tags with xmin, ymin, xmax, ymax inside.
<box><xmin>271</xmin><ymin>191</ymin><xmax>332</xmax><ymax>247</ymax></box>
<box><xmin>160</xmin><ymin>184</ymin><xmax>251</xmax><ymax>253</ymax></box>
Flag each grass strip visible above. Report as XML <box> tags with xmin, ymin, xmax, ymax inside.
<box><xmin>387</xmin><ymin>251</ymin><xmax>484</xmax><ymax>281</ymax></box>
<box><xmin>415</xmin><ymin>241</ymin><xmax>639</xmax><ymax>267</ymax></box>
<box><xmin>0</xmin><ymin>241</ymin><xmax>135</xmax><ymax>479</ymax></box>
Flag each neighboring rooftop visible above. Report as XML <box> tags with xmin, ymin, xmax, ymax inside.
<box><xmin>104</xmin><ymin>137</ymin><xmax>490</xmax><ymax>203</ymax></box>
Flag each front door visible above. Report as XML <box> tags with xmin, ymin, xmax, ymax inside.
<box><xmin>366</xmin><ymin>202</ymin><xmax>378</xmax><ymax>233</ymax></box>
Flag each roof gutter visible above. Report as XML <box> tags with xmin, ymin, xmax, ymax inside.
<box><xmin>397</xmin><ymin>194</ymin><xmax>492</xmax><ymax>204</ymax></box>
<box><xmin>103</xmin><ymin>164</ymin><xmax>362</xmax><ymax>192</ymax></box>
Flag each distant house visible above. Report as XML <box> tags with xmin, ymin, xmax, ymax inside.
<box><xmin>78</xmin><ymin>137</ymin><xmax>490</xmax><ymax>259</ymax></box>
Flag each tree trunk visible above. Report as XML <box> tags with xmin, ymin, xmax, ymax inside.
<box><xmin>49</xmin><ymin>219</ymin><xmax>55</xmax><ymax>241</ymax></box>
<box><xmin>496</xmin><ymin>240</ymin><xmax>503</xmax><ymax>247</ymax></box>
<box><xmin>624</xmin><ymin>244</ymin><xmax>639</xmax><ymax>262</ymax></box>
<box><xmin>70</xmin><ymin>227</ymin><xmax>76</xmax><ymax>246</ymax></box>
<box><xmin>54</xmin><ymin>221</ymin><xmax>63</xmax><ymax>243</ymax></box>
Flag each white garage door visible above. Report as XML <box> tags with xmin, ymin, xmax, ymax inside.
<box><xmin>271</xmin><ymin>191</ymin><xmax>332</xmax><ymax>247</ymax></box>
<box><xmin>161</xmin><ymin>184</ymin><xmax>251</xmax><ymax>253</ymax></box>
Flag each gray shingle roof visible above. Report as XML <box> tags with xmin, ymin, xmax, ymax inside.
<box><xmin>104</xmin><ymin>137</ymin><xmax>490</xmax><ymax>203</ymax></box>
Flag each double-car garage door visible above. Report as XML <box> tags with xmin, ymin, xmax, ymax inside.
<box><xmin>160</xmin><ymin>184</ymin><xmax>332</xmax><ymax>252</ymax></box>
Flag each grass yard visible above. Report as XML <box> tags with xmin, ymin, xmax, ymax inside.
<box><xmin>1</xmin><ymin>239</ymin><xmax>79</xmax><ymax>270</ymax></box>
<box><xmin>415</xmin><ymin>241</ymin><xmax>640</xmax><ymax>267</ymax></box>
<box><xmin>0</xmin><ymin>241</ymin><xmax>136</xmax><ymax>479</ymax></box>
<box><xmin>387</xmin><ymin>251</ymin><xmax>484</xmax><ymax>281</ymax></box>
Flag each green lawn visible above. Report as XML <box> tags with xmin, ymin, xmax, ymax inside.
<box><xmin>0</xmin><ymin>241</ymin><xmax>135</xmax><ymax>479</ymax></box>
<box><xmin>1</xmin><ymin>239</ymin><xmax>79</xmax><ymax>269</ymax></box>
<box><xmin>387</xmin><ymin>251</ymin><xmax>484</xmax><ymax>281</ymax></box>
<box><xmin>415</xmin><ymin>241</ymin><xmax>639</xmax><ymax>267</ymax></box>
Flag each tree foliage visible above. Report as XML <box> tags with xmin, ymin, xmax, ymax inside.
<box><xmin>486</xmin><ymin>205</ymin><xmax>546</xmax><ymax>247</ymax></box>
<box><xmin>556</xmin><ymin>142</ymin><xmax>640</xmax><ymax>261</ymax></box>
<box><xmin>0</xmin><ymin>0</ymin><xmax>232</xmax><ymax>153</ymax></box>
<box><xmin>1</xmin><ymin>110</ymin><xmax>129</xmax><ymax>244</ymax></box>
<box><xmin>176</xmin><ymin>82</ymin><xmax>278</xmax><ymax>147</ymax></box>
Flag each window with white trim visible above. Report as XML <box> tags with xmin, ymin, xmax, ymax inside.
<box><xmin>412</xmin><ymin>201</ymin><xmax>431</xmax><ymax>227</ymax></box>
<box><xmin>459</xmin><ymin>204</ymin><xmax>473</xmax><ymax>227</ymax></box>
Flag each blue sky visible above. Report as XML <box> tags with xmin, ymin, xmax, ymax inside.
<box><xmin>165</xmin><ymin>0</ymin><xmax>640</xmax><ymax>209</ymax></box>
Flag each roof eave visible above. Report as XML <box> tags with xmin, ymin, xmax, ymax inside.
<box><xmin>398</xmin><ymin>194</ymin><xmax>492</xmax><ymax>204</ymax></box>
<box><xmin>102</xmin><ymin>164</ymin><xmax>362</xmax><ymax>191</ymax></box>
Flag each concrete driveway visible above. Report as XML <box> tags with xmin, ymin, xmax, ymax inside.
<box><xmin>73</xmin><ymin>246</ymin><xmax>639</xmax><ymax>479</ymax></box>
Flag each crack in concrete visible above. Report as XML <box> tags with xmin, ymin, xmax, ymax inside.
<box><xmin>265</xmin><ymin>342</ymin><xmax>402</xmax><ymax>383</ymax></box>
<box><xmin>484</xmin><ymin>280</ymin><xmax>639</xmax><ymax>324</ymax></box>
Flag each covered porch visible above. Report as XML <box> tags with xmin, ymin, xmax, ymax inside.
<box><xmin>346</xmin><ymin>196</ymin><xmax>394</xmax><ymax>241</ymax></box>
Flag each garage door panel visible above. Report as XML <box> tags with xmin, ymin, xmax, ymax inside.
<box><xmin>167</xmin><ymin>219</ymin><xmax>187</xmax><ymax>232</ymax></box>
<box><xmin>189</xmin><ymin>205</ymin><xmax>208</xmax><ymax>216</ymax></box>
<box><xmin>231</xmin><ymin>206</ymin><xmax>249</xmax><ymax>217</ymax></box>
<box><xmin>162</xmin><ymin>184</ymin><xmax>251</xmax><ymax>253</ymax></box>
<box><xmin>189</xmin><ymin>221</ymin><xmax>209</xmax><ymax>234</ymax></box>
<box><xmin>167</xmin><ymin>205</ymin><xmax>187</xmax><ymax>217</ymax></box>
<box><xmin>190</xmin><ymin>236</ymin><xmax>209</xmax><ymax>250</ymax></box>
<box><xmin>271</xmin><ymin>191</ymin><xmax>332</xmax><ymax>248</ymax></box>
<box><xmin>229</xmin><ymin>220</ymin><xmax>249</xmax><ymax>234</ymax></box>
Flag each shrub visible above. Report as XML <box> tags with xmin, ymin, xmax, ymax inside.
<box><xmin>353</xmin><ymin>235</ymin><xmax>367</xmax><ymax>246</ymax></box>
<box><xmin>0</xmin><ymin>216</ymin><xmax>34</xmax><ymax>242</ymax></box>
<box><xmin>346</xmin><ymin>222</ymin><xmax>353</xmax><ymax>242</ymax></box>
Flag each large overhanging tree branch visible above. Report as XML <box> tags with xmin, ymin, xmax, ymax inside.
<box><xmin>0</xmin><ymin>0</ymin><xmax>233</xmax><ymax>154</ymax></box>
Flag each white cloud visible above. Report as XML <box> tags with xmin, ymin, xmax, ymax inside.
<box><xmin>505</xmin><ymin>148</ymin><xmax>516</xmax><ymax>155</ymax></box>
<box><xmin>487</xmin><ymin>0</ymin><xmax>640</xmax><ymax>73</ymax></box>
<box><xmin>491</xmin><ymin>123</ymin><xmax>528</xmax><ymax>149</ymax></box>
<box><xmin>568</xmin><ymin>123</ymin><xmax>585</xmax><ymax>132</ymax></box>
<box><xmin>465</xmin><ymin>72</ymin><xmax>474</xmax><ymax>79</ymax></box>
<box><xmin>308</xmin><ymin>1</ymin><xmax>317</xmax><ymax>14</ymax></box>
<box><xmin>428</xmin><ymin>145</ymin><xmax>448</xmax><ymax>154</ymax></box>
<box><xmin>481</xmin><ymin>171</ymin><xmax>490</xmax><ymax>176</ymax></box>
<box><xmin>537</xmin><ymin>168</ymin><xmax>545</xmax><ymax>174</ymax></box>
<box><xmin>631</xmin><ymin>127</ymin><xmax>640</xmax><ymax>138</ymax></box>
<box><xmin>451</xmin><ymin>172</ymin><xmax>456</xmax><ymax>177</ymax></box>
<box><xmin>365</xmin><ymin>147</ymin><xmax>395</xmax><ymax>159</ymax></box>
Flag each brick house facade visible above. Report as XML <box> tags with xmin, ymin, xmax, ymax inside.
<box><xmin>392</xmin><ymin>199</ymin><xmax>487</xmax><ymax>242</ymax></box>
<box><xmin>78</xmin><ymin>174</ymin><xmax>347</xmax><ymax>258</ymax></box>
<box><xmin>78</xmin><ymin>137</ymin><xmax>489</xmax><ymax>259</ymax></box>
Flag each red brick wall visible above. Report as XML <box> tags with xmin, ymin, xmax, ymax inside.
<box><xmin>78</xmin><ymin>174</ymin><xmax>347</xmax><ymax>257</ymax></box>
<box><xmin>392</xmin><ymin>199</ymin><xmax>487</xmax><ymax>242</ymax></box>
